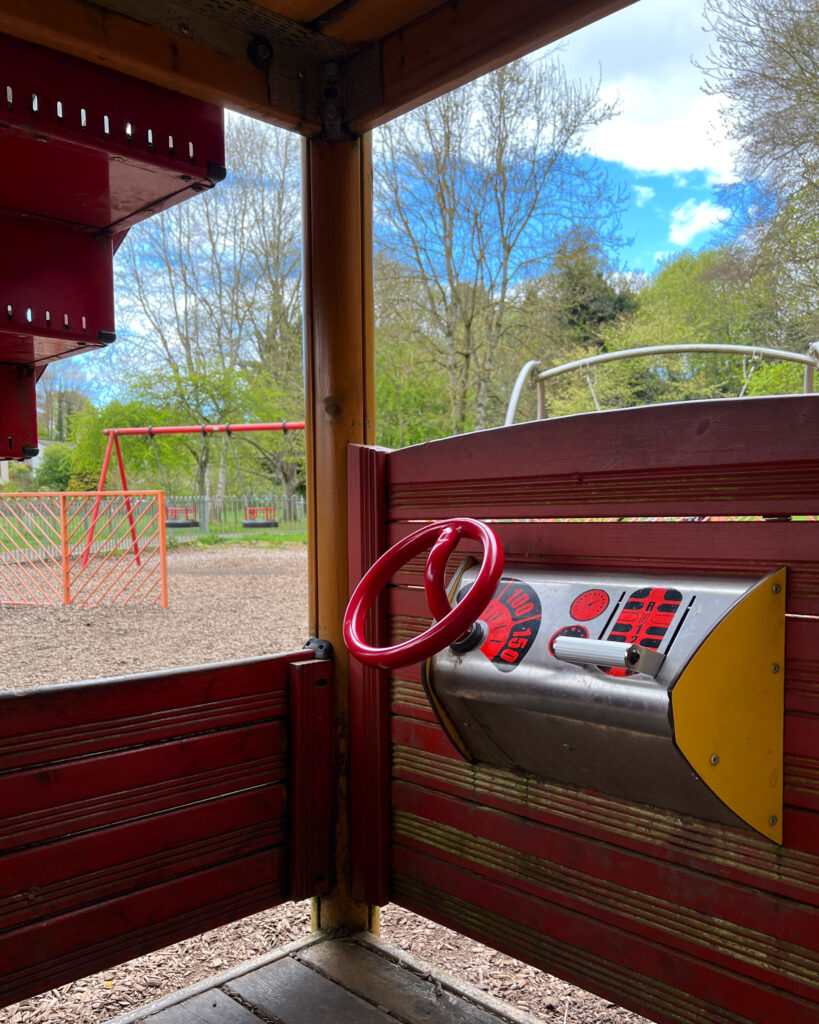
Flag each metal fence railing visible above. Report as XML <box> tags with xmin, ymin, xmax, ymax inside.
<box><xmin>0</xmin><ymin>491</ymin><xmax>168</xmax><ymax>608</ymax></box>
<box><xmin>162</xmin><ymin>494</ymin><xmax>307</xmax><ymax>538</ymax></box>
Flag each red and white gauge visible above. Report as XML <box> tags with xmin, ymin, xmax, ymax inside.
<box><xmin>570</xmin><ymin>588</ymin><xmax>610</xmax><ymax>621</ymax></box>
<box><xmin>549</xmin><ymin>623</ymin><xmax>589</xmax><ymax>657</ymax></box>
<box><xmin>457</xmin><ymin>577</ymin><xmax>542</xmax><ymax>673</ymax></box>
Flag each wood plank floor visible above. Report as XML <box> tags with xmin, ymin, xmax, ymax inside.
<box><xmin>106</xmin><ymin>931</ymin><xmax>534</xmax><ymax>1024</ymax></box>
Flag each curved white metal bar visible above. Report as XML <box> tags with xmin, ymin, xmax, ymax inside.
<box><xmin>504</xmin><ymin>359</ymin><xmax>541</xmax><ymax>426</ymax></box>
<box><xmin>505</xmin><ymin>343</ymin><xmax>819</xmax><ymax>425</ymax></box>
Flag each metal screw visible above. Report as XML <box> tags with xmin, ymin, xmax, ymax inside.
<box><xmin>325</xmin><ymin>61</ymin><xmax>339</xmax><ymax>80</ymax></box>
<box><xmin>772</xmin><ymin>663</ymin><xmax>780</xmax><ymax>673</ymax></box>
<box><xmin>710</xmin><ymin>754</ymin><xmax>719</xmax><ymax>766</ymax></box>
<box><xmin>769</xmin><ymin>815</ymin><xmax>778</xmax><ymax>827</ymax></box>
<box><xmin>772</xmin><ymin>583</ymin><xmax>782</xmax><ymax>594</ymax></box>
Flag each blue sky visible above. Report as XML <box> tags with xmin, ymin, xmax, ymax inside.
<box><xmin>556</xmin><ymin>0</ymin><xmax>739</xmax><ymax>275</ymax></box>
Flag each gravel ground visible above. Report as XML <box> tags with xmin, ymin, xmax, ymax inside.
<box><xmin>0</xmin><ymin>544</ymin><xmax>651</xmax><ymax>1024</ymax></box>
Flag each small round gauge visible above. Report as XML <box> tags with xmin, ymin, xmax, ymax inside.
<box><xmin>570</xmin><ymin>588</ymin><xmax>610</xmax><ymax>621</ymax></box>
<box><xmin>549</xmin><ymin>623</ymin><xmax>589</xmax><ymax>656</ymax></box>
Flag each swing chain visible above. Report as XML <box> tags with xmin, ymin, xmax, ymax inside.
<box><xmin>739</xmin><ymin>349</ymin><xmax>763</xmax><ymax>398</ymax></box>
<box><xmin>581</xmin><ymin>361</ymin><xmax>601</xmax><ymax>411</ymax></box>
<box><xmin>226</xmin><ymin>425</ymin><xmax>250</xmax><ymax>502</ymax></box>
<box><xmin>148</xmin><ymin>427</ymin><xmax>173</xmax><ymax>497</ymax></box>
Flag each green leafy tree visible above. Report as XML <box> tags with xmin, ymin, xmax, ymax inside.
<box><xmin>34</xmin><ymin>443</ymin><xmax>74</xmax><ymax>491</ymax></box>
<box><xmin>373</xmin><ymin>256</ymin><xmax>453</xmax><ymax>446</ymax></box>
<box><xmin>562</xmin><ymin>247</ymin><xmax>783</xmax><ymax>416</ymax></box>
<box><xmin>510</xmin><ymin>233</ymin><xmax>640</xmax><ymax>419</ymax></box>
<box><xmin>374</xmin><ymin>55</ymin><xmax>624</xmax><ymax>434</ymax></box>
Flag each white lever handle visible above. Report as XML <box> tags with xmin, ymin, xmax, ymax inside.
<box><xmin>553</xmin><ymin>637</ymin><xmax>665</xmax><ymax>677</ymax></box>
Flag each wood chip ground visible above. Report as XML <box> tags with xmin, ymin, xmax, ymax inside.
<box><xmin>0</xmin><ymin>544</ymin><xmax>651</xmax><ymax>1024</ymax></box>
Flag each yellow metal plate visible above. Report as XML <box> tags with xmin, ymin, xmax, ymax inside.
<box><xmin>672</xmin><ymin>567</ymin><xmax>785</xmax><ymax>843</ymax></box>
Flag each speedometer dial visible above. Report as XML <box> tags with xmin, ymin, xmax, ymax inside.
<box><xmin>458</xmin><ymin>577</ymin><xmax>542</xmax><ymax>673</ymax></box>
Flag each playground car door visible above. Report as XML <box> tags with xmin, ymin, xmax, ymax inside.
<box><xmin>0</xmin><ymin>649</ymin><xmax>332</xmax><ymax>1007</ymax></box>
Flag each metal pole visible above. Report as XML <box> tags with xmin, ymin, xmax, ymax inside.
<box><xmin>103</xmin><ymin>422</ymin><xmax>305</xmax><ymax>436</ymax></box>
<box><xmin>158</xmin><ymin>491</ymin><xmax>168</xmax><ymax>610</ymax></box>
<box><xmin>59</xmin><ymin>493</ymin><xmax>70</xmax><ymax>605</ymax></box>
<box><xmin>82</xmin><ymin>431</ymin><xmax>116</xmax><ymax>569</ymax></box>
<box><xmin>504</xmin><ymin>359</ymin><xmax>540</xmax><ymax>426</ymax></box>
<box><xmin>113</xmin><ymin>433</ymin><xmax>142</xmax><ymax>567</ymax></box>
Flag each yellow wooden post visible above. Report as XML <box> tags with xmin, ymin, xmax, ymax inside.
<box><xmin>302</xmin><ymin>133</ymin><xmax>375</xmax><ymax>932</ymax></box>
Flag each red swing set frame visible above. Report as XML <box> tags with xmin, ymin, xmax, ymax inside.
<box><xmin>84</xmin><ymin>421</ymin><xmax>306</xmax><ymax>560</ymax></box>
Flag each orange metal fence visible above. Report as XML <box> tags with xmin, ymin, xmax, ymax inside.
<box><xmin>0</xmin><ymin>491</ymin><xmax>168</xmax><ymax>608</ymax></box>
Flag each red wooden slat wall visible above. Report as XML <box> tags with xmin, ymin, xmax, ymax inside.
<box><xmin>350</xmin><ymin>396</ymin><xmax>819</xmax><ymax>1024</ymax></box>
<box><xmin>0</xmin><ymin>650</ymin><xmax>332</xmax><ymax>1007</ymax></box>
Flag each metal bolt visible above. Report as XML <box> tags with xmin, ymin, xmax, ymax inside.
<box><xmin>772</xmin><ymin>583</ymin><xmax>782</xmax><ymax>594</ymax></box>
<box><xmin>772</xmin><ymin>663</ymin><xmax>780</xmax><ymax>673</ymax></box>
<box><xmin>325</xmin><ymin>61</ymin><xmax>339</xmax><ymax>79</ymax></box>
<box><xmin>247</xmin><ymin>35</ymin><xmax>273</xmax><ymax>70</ymax></box>
<box><xmin>323</xmin><ymin>102</ymin><xmax>338</xmax><ymax>120</ymax></box>
<box><xmin>710</xmin><ymin>754</ymin><xmax>719</xmax><ymax>766</ymax></box>
<box><xmin>769</xmin><ymin>815</ymin><xmax>778</xmax><ymax>827</ymax></box>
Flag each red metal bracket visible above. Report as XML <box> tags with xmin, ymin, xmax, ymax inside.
<box><xmin>0</xmin><ymin>364</ymin><xmax>37</xmax><ymax>459</ymax></box>
<box><xmin>0</xmin><ymin>31</ymin><xmax>226</xmax><ymax>454</ymax></box>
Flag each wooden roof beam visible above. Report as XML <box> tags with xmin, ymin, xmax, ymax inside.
<box><xmin>0</xmin><ymin>0</ymin><xmax>348</xmax><ymax>134</ymax></box>
<box><xmin>348</xmin><ymin>0</ymin><xmax>639</xmax><ymax>132</ymax></box>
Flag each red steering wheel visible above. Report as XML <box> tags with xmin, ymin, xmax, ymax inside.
<box><xmin>343</xmin><ymin>518</ymin><xmax>504</xmax><ymax>669</ymax></box>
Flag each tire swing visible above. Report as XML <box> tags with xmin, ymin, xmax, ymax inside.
<box><xmin>150</xmin><ymin>426</ymin><xmax>201</xmax><ymax>529</ymax></box>
<box><xmin>226</xmin><ymin>425</ymin><xmax>279</xmax><ymax>530</ymax></box>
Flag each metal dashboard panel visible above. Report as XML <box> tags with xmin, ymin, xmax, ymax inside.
<box><xmin>424</xmin><ymin>566</ymin><xmax>784</xmax><ymax>838</ymax></box>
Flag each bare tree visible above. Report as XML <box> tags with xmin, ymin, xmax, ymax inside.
<box><xmin>113</xmin><ymin>114</ymin><xmax>303</xmax><ymax>495</ymax></box>
<box><xmin>701</xmin><ymin>1</ymin><xmax>819</xmax><ymax>348</ymax></box>
<box><xmin>374</xmin><ymin>55</ymin><xmax>622</xmax><ymax>433</ymax></box>
<box><xmin>702</xmin><ymin>1</ymin><xmax>819</xmax><ymax>196</ymax></box>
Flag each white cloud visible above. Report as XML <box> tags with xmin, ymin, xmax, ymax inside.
<box><xmin>633</xmin><ymin>184</ymin><xmax>655</xmax><ymax>207</ymax></box>
<box><xmin>669</xmin><ymin>198</ymin><xmax>730</xmax><ymax>245</ymax></box>
<box><xmin>554</xmin><ymin>0</ymin><xmax>739</xmax><ymax>180</ymax></box>
<box><xmin>584</xmin><ymin>80</ymin><xmax>737</xmax><ymax>179</ymax></box>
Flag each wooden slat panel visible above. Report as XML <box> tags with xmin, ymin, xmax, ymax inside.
<box><xmin>391</xmin><ymin>726</ymin><xmax>819</xmax><ymax>899</ymax></box>
<box><xmin>392</xmin><ymin>868</ymin><xmax>818</xmax><ymax>1024</ymax></box>
<box><xmin>364</xmin><ymin>397</ymin><xmax>819</xmax><ymax>1024</ymax></box>
<box><xmin>1</xmin><ymin>722</ymin><xmax>285</xmax><ymax>850</ymax></box>
<box><xmin>289</xmin><ymin>658</ymin><xmax>334</xmax><ymax>900</ymax></box>
<box><xmin>3</xmin><ymin>850</ymin><xmax>286</xmax><ymax>1006</ymax></box>
<box><xmin>348</xmin><ymin>443</ymin><xmax>392</xmax><ymax>905</ymax></box>
<box><xmin>387</xmin><ymin>520</ymin><xmax>819</xmax><ymax>617</ymax></box>
<box><xmin>385</xmin><ymin>397</ymin><xmax>819</xmax><ymax>519</ymax></box>
<box><xmin>0</xmin><ymin>652</ymin><xmax>311</xmax><ymax>1007</ymax></box>
<box><xmin>0</xmin><ymin>654</ymin><xmax>299</xmax><ymax>769</ymax></box>
<box><xmin>391</xmin><ymin>783</ymin><xmax>819</xmax><ymax>999</ymax></box>
<box><xmin>0</xmin><ymin>789</ymin><xmax>284</xmax><ymax>930</ymax></box>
